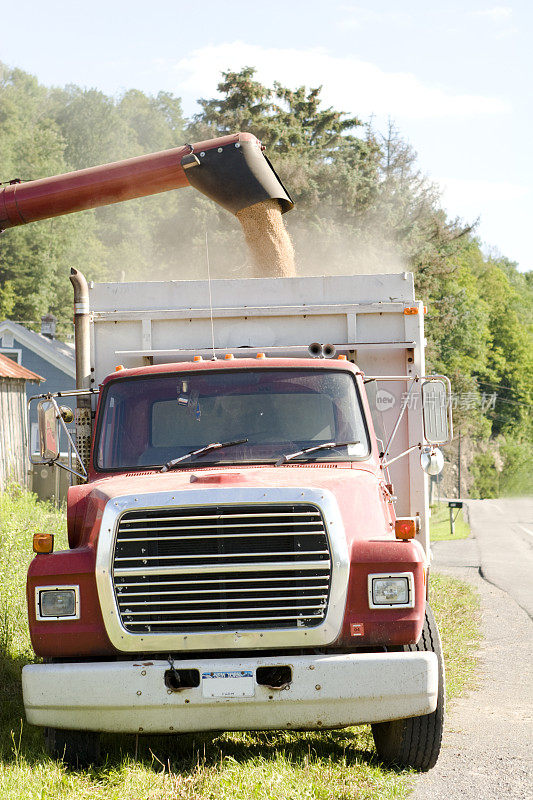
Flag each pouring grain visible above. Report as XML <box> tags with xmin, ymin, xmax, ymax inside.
<box><xmin>236</xmin><ymin>199</ymin><xmax>296</xmax><ymax>278</ymax></box>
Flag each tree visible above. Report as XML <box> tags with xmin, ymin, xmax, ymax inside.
<box><xmin>118</xmin><ymin>89</ymin><xmax>185</xmax><ymax>153</ymax></box>
<box><xmin>0</xmin><ymin>64</ymin><xmax>105</xmax><ymax>333</ymax></box>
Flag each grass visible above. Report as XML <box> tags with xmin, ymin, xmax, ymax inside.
<box><xmin>428</xmin><ymin>573</ymin><xmax>480</xmax><ymax>700</ymax></box>
<box><xmin>0</xmin><ymin>486</ymin><xmax>480</xmax><ymax>799</ymax></box>
<box><xmin>430</xmin><ymin>502</ymin><xmax>471</xmax><ymax>542</ymax></box>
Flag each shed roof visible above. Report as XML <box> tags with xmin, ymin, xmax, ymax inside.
<box><xmin>0</xmin><ymin>353</ymin><xmax>43</xmax><ymax>382</ymax></box>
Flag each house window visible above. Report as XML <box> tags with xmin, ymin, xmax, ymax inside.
<box><xmin>0</xmin><ymin>348</ymin><xmax>22</xmax><ymax>364</ymax></box>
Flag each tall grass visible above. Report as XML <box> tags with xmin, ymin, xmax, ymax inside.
<box><xmin>0</xmin><ymin>485</ymin><xmax>69</xmax><ymax>762</ymax></box>
<box><xmin>0</xmin><ymin>487</ymin><xmax>480</xmax><ymax>799</ymax></box>
<box><xmin>430</xmin><ymin>502</ymin><xmax>470</xmax><ymax>542</ymax></box>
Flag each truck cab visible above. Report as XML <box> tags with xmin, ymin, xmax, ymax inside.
<box><xmin>24</xmin><ymin>272</ymin><xmax>450</xmax><ymax>771</ymax></box>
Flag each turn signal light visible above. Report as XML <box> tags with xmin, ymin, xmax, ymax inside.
<box><xmin>33</xmin><ymin>533</ymin><xmax>54</xmax><ymax>554</ymax></box>
<box><xmin>403</xmin><ymin>307</ymin><xmax>419</xmax><ymax>315</ymax></box>
<box><xmin>394</xmin><ymin>518</ymin><xmax>417</xmax><ymax>540</ymax></box>
<box><xmin>337</xmin><ymin>354</ymin><xmax>347</xmax><ymax>360</ymax></box>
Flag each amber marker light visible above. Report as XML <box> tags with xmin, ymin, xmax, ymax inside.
<box><xmin>337</xmin><ymin>354</ymin><xmax>347</xmax><ymax>360</ymax></box>
<box><xmin>256</xmin><ymin>353</ymin><xmax>266</xmax><ymax>359</ymax></box>
<box><xmin>193</xmin><ymin>355</ymin><xmax>203</xmax><ymax>361</ymax></box>
<box><xmin>395</xmin><ymin>518</ymin><xmax>417</xmax><ymax>540</ymax></box>
<box><xmin>403</xmin><ymin>307</ymin><xmax>419</xmax><ymax>315</ymax></box>
<box><xmin>33</xmin><ymin>533</ymin><xmax>54</xmax><ymax>554</ymax></box>
<box><xmin>224</xmin><ymin>353</ymin><xmax>234</xmax><ymax>359</ymax></box>
<box><xmin>115</xmin><ymin>364</ymin><xmax>124</xmax><ymax>371</ymax></box>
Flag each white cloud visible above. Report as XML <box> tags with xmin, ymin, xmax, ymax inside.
<box><xmin>162</xmin><ymin>43</ymin><xmax>510</xmax><ymax>121</ymax></box>
<box><xmin>471</xmin><ymin>6</ymin><xmax>513</xmax><ymax>22</ymax></box>
<box><xmin>470</xmin><ymin>6</ymin><xmax>516</xmax><ymax>37</ymax></box>
<box><xmin>336</xmin><ymin>4</ymin><xmax>410</xmax><ymax>30</ymax></box>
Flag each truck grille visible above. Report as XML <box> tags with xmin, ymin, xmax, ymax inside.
<box><xmin>112</xmin><ymin>503</ymin><xmax>331</xmax><ymax>633</ymax></box>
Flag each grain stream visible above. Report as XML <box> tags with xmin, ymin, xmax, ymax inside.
<box><xmin>236</xmin><ymin>199</ymin><xmax>296</xmax><ymax>278</ymax></box>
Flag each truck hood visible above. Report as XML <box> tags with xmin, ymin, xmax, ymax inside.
<box><xmin>70</xmin><ymin>464</ymin><xmax>394</xmax><ymax>548</ymax></box>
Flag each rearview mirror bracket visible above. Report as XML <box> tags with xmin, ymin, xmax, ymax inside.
<box><xmin>29</xmin><ymin>389</ymin><xmax>98</xmax><ymax>481</ymax></box>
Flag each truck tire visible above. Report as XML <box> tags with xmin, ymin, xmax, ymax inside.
<box><xmin>44</xmin><ymin>727</ymin><xmax>101</xmax><ymax>767</ymax></box>
<box><xmin>371</xmin><ymin>603</ymin><xmax>445</xmax><ymax>772</ymax></box>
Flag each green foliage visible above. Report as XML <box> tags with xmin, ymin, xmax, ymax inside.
<box><xmin>0</xmin><ymin>64</ymin><xmax>530</xmax><ymax>492</ymax></box>
<box><xmin>0</xmin><ymin>64</ymin><xmax>107</xmax><ymax>334</ymax></box>
<box><xmin>476</xmin><ymin>260</ymin><xmax>532</xmax><ymax>438</ymax></box>
<box><xmin>469</xmin><ymin>451</ymin><xmax>500</xmax><ymax>499</ymax></box>
<box><xmin>499</xmin><ymin>436</ymin><xmax>533</xmax><ymax>496</ymax></box>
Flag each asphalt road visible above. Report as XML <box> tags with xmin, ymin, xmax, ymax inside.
<box><xmin>413</xmin><ymin>498</ymin><xmax>533</xmax><ymax>800</ymax></box>
<box><xmin>466</xmin><ymin>497</ymin><xmax>533</xmax><ymax>619</ymax></box>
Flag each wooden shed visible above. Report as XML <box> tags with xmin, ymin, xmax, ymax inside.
<box><xmin>0</xmin><ymin>353</ymin><xmax>43</xmax><ymax>491</ymax></box>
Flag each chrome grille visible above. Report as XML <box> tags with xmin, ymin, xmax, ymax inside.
<box><xmin>112</xmin><ymin>503</ymin><xmax>331</xmax><ymax>633</ymax></box>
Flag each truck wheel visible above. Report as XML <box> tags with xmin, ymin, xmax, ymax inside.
<box><xmin>44</xmin><ymin>727</ymin><xmax>101</xmax><ymax>767</ymax></box>
<box><xmin>371</xmin><ymin>603</ymin><xmax>445</xmax><ymax>772</ymax></box>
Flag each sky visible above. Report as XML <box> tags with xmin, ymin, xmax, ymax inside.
<box><xmin>1</xmin><ymin>0</ymin><xmax>531</xmax><ymax>271</ymax></box>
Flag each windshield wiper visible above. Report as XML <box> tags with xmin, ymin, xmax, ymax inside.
<box><xmin>275</xmin><ymin>441</ymin><xmax>360</xmax><ymax>467</ymax></box>
<box><xmin>161</xmin><ymin>439</ymin><xmax>248</xmax><ymax>472</ymax></box>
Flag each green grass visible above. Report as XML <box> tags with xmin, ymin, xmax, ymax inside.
<box><xmin>0</xmin><ymin>487</ymin><xmax>480</xmax><ymax>799</ymax></box>
<box><xmin>430</xmin><ymin>502</ymin><xmax>471</xmax><ymax>542</ymax></box>
<box><xmin>429</xmin><ymin>573</ymin><xmax>481</xmax><ymax>700</ymax></box>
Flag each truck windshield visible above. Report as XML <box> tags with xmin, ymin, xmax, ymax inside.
<box><xmin>95</xmin><ymin>369</ymin><xmax>370</xmax><ymax>471</ymax></box>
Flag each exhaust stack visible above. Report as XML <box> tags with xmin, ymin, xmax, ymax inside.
<box><xmin>69</xmin><ymin>269</ymin><xmax>92</xmax><ymax>474</ymax></box>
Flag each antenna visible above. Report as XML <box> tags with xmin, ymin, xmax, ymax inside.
<box><xmin>205</xmin><ymin>230</ymin><xmax>217</xmax><ymax>360</ymax></box>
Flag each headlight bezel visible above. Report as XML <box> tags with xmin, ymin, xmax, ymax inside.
<box><xmin>367</xmin><ymin>572</ymin><xmax>415</xmax><ymax>609</ymax></box>
<box><xmin>35</xmin><ymin>585</ymin><xmax>80</xmax><ymax>621</ymax></box>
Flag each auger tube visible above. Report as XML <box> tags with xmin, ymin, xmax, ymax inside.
<box><xmin>0</xmin><ymin>133</ymin><xmax>292</xmax><ymax>231</ymax></box>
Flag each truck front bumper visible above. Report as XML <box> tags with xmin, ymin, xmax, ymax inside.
<box><xmin>23</xmin><ymin>652</ymin><xmax>438</xmax><ymax>734</ymax></box>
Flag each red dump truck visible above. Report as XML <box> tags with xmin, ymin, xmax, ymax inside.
<box><xmin>1</xmin><ymin>134</ymin><xmax>451</xmax><ymax>769</ymax></box>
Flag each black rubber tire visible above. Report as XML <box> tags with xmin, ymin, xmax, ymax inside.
<box><xmin>371</xmin><ymin>603</ymin><xmax>445</xmax><ymax>772</ymax></box>
<box><xmin>44</xmin><ymin>727</ymin><xmax>101</xmax><ymax>768</ymax></box>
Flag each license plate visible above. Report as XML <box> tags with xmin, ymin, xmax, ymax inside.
<box><xmin>201</xmin><ymin>670</ymin><xmax>255</xmax><ymax>698</ymax></box>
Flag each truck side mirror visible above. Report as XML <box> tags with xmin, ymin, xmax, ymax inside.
<box><xmin>420</xmin><ymin>446</ymin><xmax>444</xmax><ymax>475</ymax></box>
<box><xmin>37</xmin><ymin>400</ymin><xmax>60</xmax><ymax>462</ymax></box>
<box><xmin>421</xmin><ymin>379</ymin><xmax>450</xmax><ymax>445</ymax></box>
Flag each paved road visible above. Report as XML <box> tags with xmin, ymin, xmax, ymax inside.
<box><xmin>413</xmin><ymin>498</ymin><xmax>533</xmax><ymax>800</ymax></box>
<box><xmin>466</xmin><ymin>497</ymin><xmax>533</xmax><ymax>618</ymax></box>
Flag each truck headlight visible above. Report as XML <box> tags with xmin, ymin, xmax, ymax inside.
<box><xmin>368</xmin><ymin>573</ymin><xmax>414</xmax><ymax>609</ymax></box>
<box><xmin>36</xmin><ymin>586</ymin><xmax>79</xmax><ymax>620</ymax></box>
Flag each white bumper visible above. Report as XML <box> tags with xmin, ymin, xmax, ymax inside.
<box><xmin>23</xmin><ymin>652</ymin><xmax>438</xmax><ymax>734</ymax></box>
